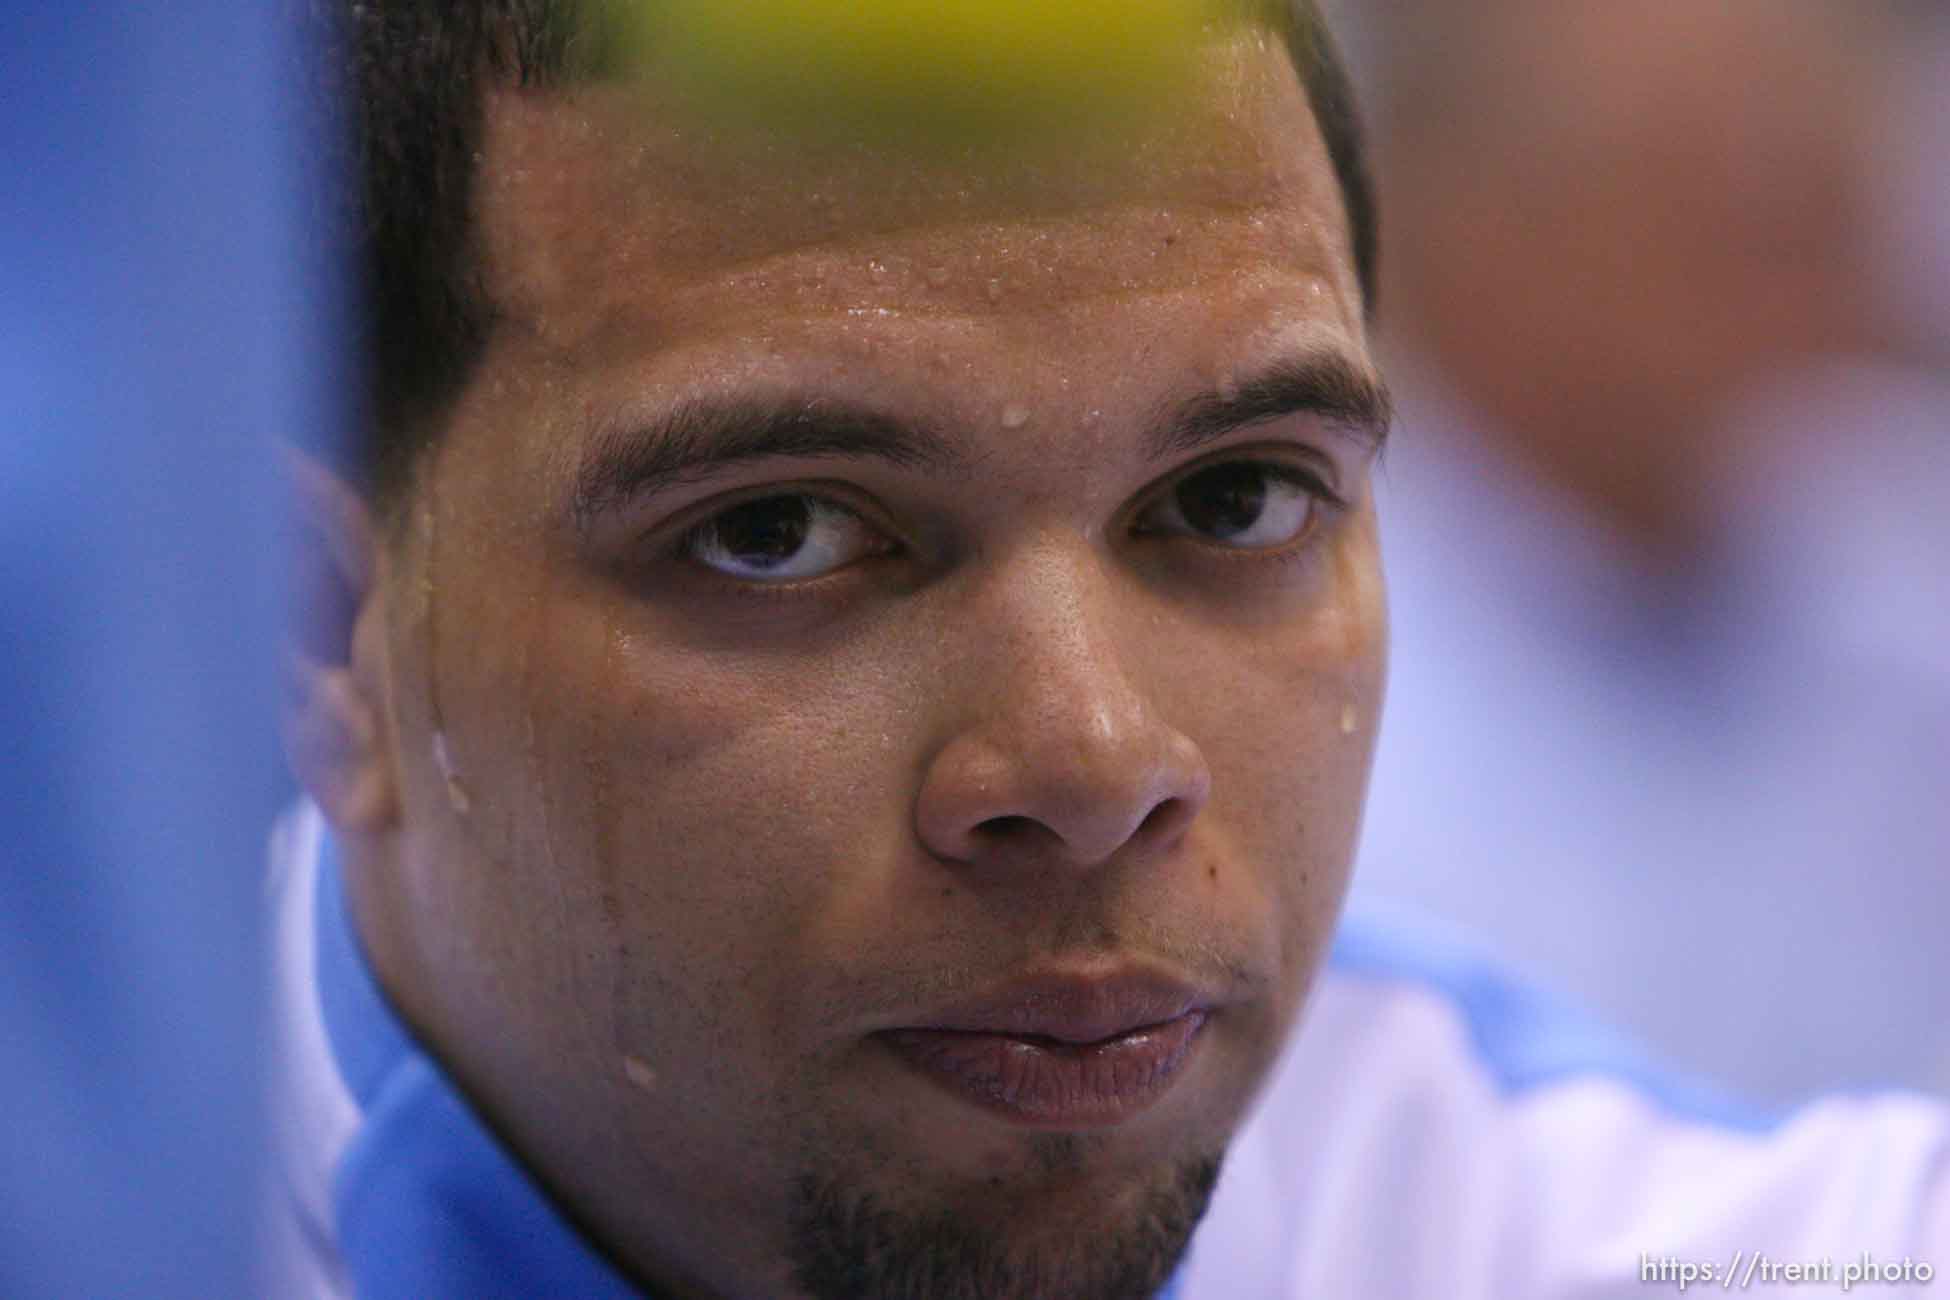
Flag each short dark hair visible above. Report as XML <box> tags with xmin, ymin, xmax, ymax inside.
<box><xmin>320</xmin><ymin>1</ymin><xmax>1378</xmax><ymax>506</ymax></box>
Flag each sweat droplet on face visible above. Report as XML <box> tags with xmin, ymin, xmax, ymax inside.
<box><xmin>1000</xmin><ymin>403</ymin><xmax>1032</xmax><ymax>430</ymax></box>
<box><xmin>1339</xmin><ymin>704</ymin><xmax>1358</xmax><ymax>736</ymax></box>
<box><xmin>622</xmin><ymin>1056</ymin><xmax>658</xmax><ymax>1092</ymax></box>
<box><xmin>432</xmin><ymin>731</ymin><xmax>472</xmax><ymax>815</ymax></box>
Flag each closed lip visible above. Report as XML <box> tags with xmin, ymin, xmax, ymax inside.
<box><xmin>890</xmin><ymin>969</ymin><xmax>1214</xmax><ymax>1045</ymax></box>
<box><xmin>871</xmin><ymin>968</ymin><xmax>1219</xmax><ymax>1128</ymax></box>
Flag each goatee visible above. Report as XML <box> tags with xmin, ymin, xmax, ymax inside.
<box><xmin>787</xmin><ymin>1151</ymin><xmax>1222</xmax><ymax>1300</ymax></box>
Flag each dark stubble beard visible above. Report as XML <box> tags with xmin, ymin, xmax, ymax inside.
<box><xmin>786</xmin><ymin>1151</ymin><xmax>1223</xmax><ymax>1300</ymax></box>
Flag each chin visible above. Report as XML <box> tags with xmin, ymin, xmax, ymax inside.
<box><xmin>784</xmin><ymin>1146</ymin><xmax>1222</xmax><ymax>1300</ymax></box>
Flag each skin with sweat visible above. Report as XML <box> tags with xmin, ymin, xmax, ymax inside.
<box><xmin>321</xmin><ymin>32</ymin><xmax>1387</xmax><ymax>1300</ymax></box>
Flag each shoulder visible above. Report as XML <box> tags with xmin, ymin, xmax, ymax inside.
<box><xmin>1180</xmin><ymin>904</ymin><xmax>1950</xmax><ymax>1300</ymax></box>
<box><xmin>264</xmin><ymin>803</ymin><xmax>360</xmax><ymax>1300</ymax></box>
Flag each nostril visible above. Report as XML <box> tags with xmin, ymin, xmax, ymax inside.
<box><xmin>975</xmin><ymin>814</ymin><xmax>1040</xmax><ymax>842</ymax></box>
<box><xmin>1139</xmin><ymin>798</ymin><xmax>1187</xmax><ymax>839</ymax></box>
<box><xmin>971</xmin><ymin>801</ymin><xmax>1189</xmax><ymax>860</ymax></box>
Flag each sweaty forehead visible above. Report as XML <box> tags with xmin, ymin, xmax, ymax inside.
<box><xmin>472</xmin><ymin>34</ymin><xmax>1358</xmax><ymax>353</ymax></box>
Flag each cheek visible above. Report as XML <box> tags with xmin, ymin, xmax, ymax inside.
<box><xmin>1200</xmin><ymin>510</ymin><xmax>1384</xmax><ymax>799</ymax></box>
<box><xmin>1187</xmin><ymin>517</ymin><xmax>1385</xmax><ymax>995</ymax></box>
<box><xmin>579</xmin><ymin>633</ymin><xmax>923</xmax><ymax>1058</ymax></box>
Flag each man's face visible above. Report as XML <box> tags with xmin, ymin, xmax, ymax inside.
<box><xmin>353</xmin><ymin>32</ymin><xmax>1385</xmax><ymax>1300</ymax></box>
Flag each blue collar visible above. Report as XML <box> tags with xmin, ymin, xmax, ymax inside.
<box><xmin>314</xmin><ymin>835</ymin><xmax>1186</xmax><ymax>1299</ymax></box>
<box><xmin>315</xmin><ymin>836</ymin><xmax>641</xmax><ymax>1298</ymax></box>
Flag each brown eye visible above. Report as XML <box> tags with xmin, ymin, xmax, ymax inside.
<box><xmin>681</xmin><ymin>494</ymin><xmax>886</xmax><ymax>581</ymax></box>
<box><xmin>1140</xmin><ymin>462</ymin><xmax>1322</xmax><ymax>550</ymax></box>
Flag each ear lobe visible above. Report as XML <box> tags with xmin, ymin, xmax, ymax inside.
<box><xmin>279</xmin><ymin>444</ymin><xmax>400</xmax><ymax>832</ymax></box>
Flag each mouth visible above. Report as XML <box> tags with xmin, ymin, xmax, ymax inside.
<box><xmin>873</xmin><ymin>972</ymin><xmax>1215</xmax><ymax>1129</ymax></box>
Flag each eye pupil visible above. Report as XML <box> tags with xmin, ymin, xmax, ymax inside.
<box><xmin>710</xmin><ymin>496</ymin><xmax>811</xmax><ymax>568</ymax></box>
<box><xmin>1175</xmin><ymin>463</ymin><xmax>1267</xmax><ymax>539</ymax></box>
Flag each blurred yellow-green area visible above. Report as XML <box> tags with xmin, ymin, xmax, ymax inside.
<box><xmin>599</xmin><ymin>0</ymin><xmax>1232</xmax><ymax>140</ymax></box>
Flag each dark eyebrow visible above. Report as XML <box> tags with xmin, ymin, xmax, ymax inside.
<box><xmin>1148</xmin><ymin>351</ymin><xmax>1393</xmax><ymax>463</ymax></box>
<box><xmin>572</xmin><ymin>397</ymin><xmax>964</xmax><ymax>530</ymax></box>
<box><xmin>573</xmin><ymin>352</ymin><xmax>1389</xmax><ymax>529</ymax></box>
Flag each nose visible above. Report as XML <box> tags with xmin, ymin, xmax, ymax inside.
<box><xmin>913</xmin><ymin>545</ymin><xmax>1212</xmax><ymax>873</ymax></box>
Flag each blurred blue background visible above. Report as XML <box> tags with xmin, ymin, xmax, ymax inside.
<box><xmin>1330</xmin><ymin>0</ymin><xmax>1950</xmax><ymax>1104</ymax></box>
<box><xmin>0</xmin><ymin>2</ymin><xmax>328</xmax><ymax>1294</ymax></box>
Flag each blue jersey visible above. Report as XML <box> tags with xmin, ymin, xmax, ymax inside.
<box><xmin>269</xmin><ymin>805</ymin><xmax>1947</xmax><ymax>1297</ymax></box>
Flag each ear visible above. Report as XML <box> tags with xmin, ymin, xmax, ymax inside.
<box><xmin>279</xmin><ymin>443</ymin><xmax>401</xmax><ymax>833</ymax></box>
